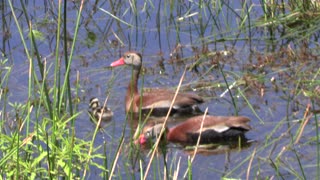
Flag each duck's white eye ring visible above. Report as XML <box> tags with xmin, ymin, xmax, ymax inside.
<box><xmin>146</xmin><ymin>131</ymin><xmax>151</xmax><ymax>138</ymax></box>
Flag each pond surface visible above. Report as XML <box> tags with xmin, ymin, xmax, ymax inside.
<box><xmin>1</xmin><ymin>0</ymin><xmax>320</xmax><ymax>179</ymax></box>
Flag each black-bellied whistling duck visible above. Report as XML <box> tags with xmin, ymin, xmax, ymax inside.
<box><xmin>110</xmin><ymin>51</ymin><xmax>204</xmax><ymax>115</ymax></box>
<box><xmin>89</xmin><ymin>97</ymin><xmax>113</xmax><ymax>122</ymax></box>
<box><xmin>137</xmin><ymin>115</ymin><xmax>251</xmax><ymax>145</ymax></box>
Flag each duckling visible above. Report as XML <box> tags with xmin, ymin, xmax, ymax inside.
<box><xmin>89</xmin><ymin>97</ymin><xmax>113</xmax><ymax>122</ymax></box>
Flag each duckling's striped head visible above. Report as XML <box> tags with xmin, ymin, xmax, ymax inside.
<box><xmin>88</xmin><ymin>97</ymin><xmax>113</xmax><ymax>123</ymax></box>
<box><xmin>89</xmin><ymin>97</ymin><xmax>100</xmax><ymax>109</ymax></box>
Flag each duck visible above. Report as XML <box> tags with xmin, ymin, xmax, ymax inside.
<box><xmin>137</xmin><ymin>115</ymin><xmax>251</xmax><ymax>145</ymax></box>
<box><xmin>110</xmin><ymin>51</ymin><xmax>204</xmax><ymax>116</ymax></box>
<box><xmin>89</xmin><ymin>97</ymin><xmax>113</xmax><ymax>122</ymax></box>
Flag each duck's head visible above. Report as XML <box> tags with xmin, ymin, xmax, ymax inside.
<box><xmin>89</xmin><ymin>97</ymin><xmax>100</xmax><ymax>109</ymax></box>
<box><xmin>111</xmin><ymin>51</ymin><xmax>142</xmax><ymax>69</ymax></box>
<box><xmin>136</xmin><ymin>124</ymin><xmax>168</xmax><ymax>145</ymax></box>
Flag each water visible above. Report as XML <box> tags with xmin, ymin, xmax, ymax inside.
<box><xmin>1</xmin><ymin>0</ymin><xmax>320</xmax><ymax>179</ymax></box>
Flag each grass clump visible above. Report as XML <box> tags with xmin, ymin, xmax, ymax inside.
<box><xmin>0</xmin><ymin>0</ymin><xmax>107</xmax><ymax>179</ymax></box>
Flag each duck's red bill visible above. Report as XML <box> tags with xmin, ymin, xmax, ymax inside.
<box><xmin>135</xmin><ymin>134</ymin><xmax>147</xmax><ymax>145</ymax></box>
<box><xmin>110</xmin><ymin>57</ymin><xmax>125</xmax><ymax>67</ymax></box>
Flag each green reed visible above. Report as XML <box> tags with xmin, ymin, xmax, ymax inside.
<box><xmin>0</xmin><ymin>57</ymin><xmax>12</xmax><ymax>133</ymax></box>
<box><xmin>1</xmin><ymin>0</ymin><xmax>106</xmax><ymax>179</ymax></box>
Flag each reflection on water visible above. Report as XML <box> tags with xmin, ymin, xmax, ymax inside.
<box><xmin>183</xmin><ymin>140</ymin><xmax>254</xmax><ymax>156</ymax></box>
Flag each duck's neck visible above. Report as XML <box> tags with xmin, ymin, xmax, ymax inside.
<box><xmin>126</xmin><ymin>66</ymin><xmax>141</xmax><ymax>111</ymax></box>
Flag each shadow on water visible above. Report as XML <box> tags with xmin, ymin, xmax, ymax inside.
<box><xmin>1</xmin><ymin>0</ymin><xmax>320</xmax><ymax>179</ymax></box>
